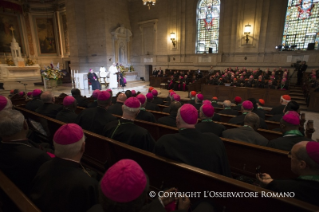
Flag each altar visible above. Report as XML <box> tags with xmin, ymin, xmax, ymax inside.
<box><xmin>0</xmin><ymin>65</ymin><xmax>41</xmax><ymax>81</ymax></box>
<box><xmin>125</xmin><ymin>72</ymin><xmax>138</xmax><ymax>81</ymax></box>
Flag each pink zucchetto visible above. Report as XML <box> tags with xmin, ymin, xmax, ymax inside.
<box><xmin>242</xmin><ymin>100</ymin><xmax>253</xmax><ymax>110</ymax></box>
<box><xmin>170</xmin><ymin>92</ymin><xmax>176</xmax><ymax>97</ymax></box>
<box><xmin>282</xmin><ymin>111</ymin><xmax>300</xmax><ymax>126</ymax></box>
<box><xmin>146</xmin><ymin>93</ymin><xmax>153</xmax><ymax>100</ymax></box>
<box><xmin>151</xmin><ymin>89</ymin><xmax>158</xmax><ymax>96</ymax></box>
<box><xmin>125</xmin><ymin>97</ymin><xmax>141</xmax><ymax>108</ymax></box>
<box><xmin>19</xmin><ymin>91</ymin><xmax>25</xmax><ymax>97</ymax></box>
<box><xmin>27</xmin><ymin>92</ymin><xmax>32</xmax><ymax>97</ymax></box>
<box><xmin>106</xmin><ymin>89</ymin><xmax>112</xmax><ymax>93</ymax></box>
<box><xmin>92</xmin><ymin>89</ymin><xmax>101</xmax><ymax>98</ymax></box>
<box><xmin>53</xmin><ymin>124</ymin><xmax>84</xmax><ymax>145</ymax></box>
<box><xmin>100</xmin><ymin>159</ymin><xmax>147</xmax><ymax>203</ymax></box>
<box><xmin>131</xmin><ymin>90</ymin><xmax>136</xmax><ymax>95</ymax></box>
<box><xmin>306</xmin><ymin>141</ymin><xmax>319</xmax><ymax>165</ymax></box>
<box><xmin>0</xmin><ymin>96</ymin><xmax>8</xmax><ymax>111</ymax></box>
<box><xmin>202</xmin><ymin>104</ymin><xmax>214</xmax><ymax>117</ymax></box>
<box><xmin>180</xmin><ymin>104</ymin><xmax>198</xmax><ymax>125</ymax></box>
<box><xmin>172</xmin><ymin>94</ymin><xmax>180</xmax><ymax>102</ymax></box>
<box><xmin>97</xmin><ymin>91</ymin><xmax>111</xmax><ymax>101</ymax></box>
<box><xmin>63</xmin><ymin>96</ymin><xmax>76</xmax><ymax>106</ymax></box>
<box><xmin>196</xmin><ymin>94</ymin><xmax>204</xmax><ymax>101</ymax></box>
<box><xmin>32</xmin><ymin>89</ymin><xmax>42</xmax><ymax>97</ymax></box>
<box><xmin>136</xmin><ymin>94</ymin><xmax>146</xmax><ymax>105</ymax></box>
<box><xmin>203</xmin><ymin>100</ymin><xmax>211</xmax><ymax>105</ymax></box>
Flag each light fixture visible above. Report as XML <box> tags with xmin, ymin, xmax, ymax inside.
<box><xmin>170</xmin><ymin>32</ymin><xmax>176</xmax><ymax>47</ymax></box>
<box><xmin>244</xmin><ymin>23</ymin><xmax>251</xmax><ymax>44</ymax></box>
<box><xmin>142</xmin><ymin>0</ymin><xmax>156</xmax><ymax>10</ymax></box>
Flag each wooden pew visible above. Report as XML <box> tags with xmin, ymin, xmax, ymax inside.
<box><xmin>0</xmin><ymin>170</ymin><xmax>41</xmax><ymax>212</ymax></box>
<box><xmin>13</xmin><ymin>106</ymin><xmax>318</xmax><ymax>212</ymax></box>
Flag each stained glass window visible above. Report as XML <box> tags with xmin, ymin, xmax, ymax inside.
<box><xmin>196</xmin><ymin>0</ymin><xmax>220</xmax><ymax>53</ymax></box>
<box><xmin>283</xmin><ymin>0</ymin><xmax>319</xmax><ymax>50</ymax></box>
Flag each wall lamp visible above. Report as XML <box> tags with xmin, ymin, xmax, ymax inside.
<box><xmin>244</xmin><ymin>23</ymin><xmax>251</xmax><ymax>44</ymax></box>
<box><xmin>170</xmin><ymin>32</ymin><xmax>177</xmax><ymax>47</ymax></box>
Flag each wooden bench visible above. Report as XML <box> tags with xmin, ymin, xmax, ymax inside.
<box><xmin>13</xmin><ymin>106</ymin><xmax>318</xmax><ymax>212</ymax></box>
<box><xmin>0</xmin><ymin>170</ymin><xmax>41</xmax><ymax>212</ymax></box>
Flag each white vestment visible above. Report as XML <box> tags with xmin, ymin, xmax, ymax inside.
<box><xmin>108</xmin><ymin>65</ymin><xmax>118</xmax><ymax>88</ymax></box>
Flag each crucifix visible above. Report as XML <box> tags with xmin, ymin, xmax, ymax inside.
<box><xmin>9</xmin><ymin>26</ymin><xmax>14</xmax><ymax>37</ymax></box>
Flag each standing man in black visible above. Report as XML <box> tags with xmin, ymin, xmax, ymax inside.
<box><xmin>297</xmin><ymin>61</ymin><xmax>307</xmax><ymax>86</ymax></box>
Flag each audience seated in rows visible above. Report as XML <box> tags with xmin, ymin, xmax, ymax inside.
<box><xmin>103</xmin><ymin>97</ymin><xmax>155</xmax><ymax>152</ymax></box>
<box><xmin>157</xmin><ymin>101</ymin><xmax>181</xmax><ymax>128</ymax></box>
<box><xmin>267</xmin><ymin>100</ymin><xmax>299</xmax><ymax>122</ymax></box>
<box><xmin>107</xmin><ymin>93</ymin><xmax>127</xmax><ymax>116</ymax></box>
<box><xmin>151</xmin><ymin>89</ymin><xmax>163</xmax><ymax>105</ymax></box>
<box><xmin>29</xmin><ymin>124</ymin><xmax>98</xmax><ymax>212</ymax></box>
<box><xmin>36</xmin><ymin>91</ymin><xmax>63</xmax><ymax>118</ymax></box>
<box><xmin>71</xmin><ymin>88</ymin><xmax>89</xmax><ymax>108</ymax></box>
<box><xmin>269</xmin><ymin>95</ymin><xmax>291</xmax><ymax>115</ymax></box>
<box><xmin>222</xmin><ymin>112</ymin><xmax>268</xmax><ymax>146</ymax></box>
<box><xmin>145</xmin><ymin>93</ymin><xmax>160</xmax><ymax>111</ymax></box>
<box><xmin>154</xmin><ymin>104</ymin><xmax>231</xmax><ymax>177</ymax></box>
<box><xmin>219</xmin><ymin>100</ymin><xmax>238</xmax><ymax>115</ymax></box>
<box><xmin>25</xmin><ymin>89</ymin><xmax>43</xmax><ymax>112</ymax></box>
<box><xmin>163</xmin><ymin>94</ymin><xmax>180</xmax><ymax>113</ymax></box>
<box><xmin>88</xmin><ymin>90</ymin><xmax>100</xmax><ymax>108</ymax></box>
<box><xmin>257</xmin><ymin>141</ymin><xmax>319</xmax><ymax>206</ymax></box>
<box><xmin>136</xmin><ymin>94</ymin><xmax>156</xmax><ymax>123</ymax></box>
<box><xmin>56</xmin><ymin>96</ymin><xmax>78</xmax><ymax>123</ymax></box>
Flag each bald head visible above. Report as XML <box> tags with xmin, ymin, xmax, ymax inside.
<box><xmin>41</xmin><ymin>91</ymin><xmax>54</xmax><ymax>103</ymax></box>
<box><xmin>117</xmin><ymin>93</ymin><xmax>127</xmax><ymax>103</ymax></box>
<box><xmin>244</xmin><ymin>112</ymin><xmax>260</xmax><ymax>130</ymax></box>
<box><xmin>169</xmin><ymin>101</ymin><xmax>182</xmax><ymax>114</ymax></box>
<box><xmin>291</xmin><ymin>141</ymin><xmax>319</xmax><ymax>174</ymax></box>
<box><xmin>223</xmin><ymin>100</ymin><xmax>232</xmax><ymax>107</ymax></box>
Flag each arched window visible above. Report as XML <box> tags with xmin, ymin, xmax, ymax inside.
<box><xmin>196</xmin><ymin>0</ymin><xmax>220</xmax><ymax>54</ymax></box>
<box><xmin>282</xmin><ymin>0</ymin><xmax>319</xmax><ymax>50</ymax></box>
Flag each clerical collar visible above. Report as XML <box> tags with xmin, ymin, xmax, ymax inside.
<box><xmin>242</xmin><ymin>112</ymin><xmax>248</xmax><ymax>115</ymax></box>
<box><xmin>283</xmin><ymin>130</ymin><xmax>303</xmax><ymax>137</ymax></box>
<box><xmin>202</xmin><ymin>119</ymin><xmax>213</xmax><ymax>122</ymax></box>
<box><xmin>243</xmin><ymin>125</ymin><xmax>252</xmax><ymax>129</ymax></box>
<box><xmin>258</xmin><ymin>106</ymin><xmax>263</xmax><ymax>109</ymax></box>
<box><xmin>298</xmin><ymin>175</ymin><xmax>319</xmax><ymax>182</ymax></box>
<box><xmin>212</xmin><ymin>101</ymin><xmax>217</xmax><ymax>103</ymax></box>
<box><xmin>140</xmin><ymin>107</ymin><xmax>146</xmax><ymax>111</ymax></box>
<box><xmin>224</xmin><ymin>107</ymin><xmax>231</xmax><ymax>109</ymax></box>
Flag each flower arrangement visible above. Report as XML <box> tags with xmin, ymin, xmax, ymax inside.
<box><xmin>26</xmin><ymin>59</ymin><xmax>34</xmax><ymax>66</ymax></box>
<box><xmin>41</xmin><ymin>63</ymin><xmax>65</xmax><ymax>80</ymax></box>
<box><xmin>6</xmin><ymin>58</ymin><xmax>14</xmax><ymax>66</ymax></box>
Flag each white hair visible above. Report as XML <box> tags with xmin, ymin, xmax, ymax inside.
<box><xmin>3</xmin><ymin>97</ymin><xmax>12</xmax><ymax>110</ymax></box>
<box><xmin>123</xmin><ymin>104</ymin><xmax>140</xmax><ymax>114</ymax></box>
<box><xmin>54</xmin><ymin>135</ymin><xmax>85</xmax><ymax>158</ymax></box>
<box><xmin>176</xmin><ymin>108</ymin><xmax>188</xmax><ymax>125</ymax></box>
<box><xmin>281</xmin><ymin>96</ymin><xmax>290</xmax><ymax>103</ymax></box>
<box><xmin>0</xmin><ymin>110</ymin><xmax>24</xmax><ymax>137</ymax></box>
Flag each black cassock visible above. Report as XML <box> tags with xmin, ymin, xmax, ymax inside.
<box><xmin>267</xmin><ymin>179</ymin><xmax>319</xmax><ymax>206</ymax></box>
<box><xmin>154</xmin><ymin>128</ymin><xmax>231</xmax><ymax>177</ymax></box>
<box><xmin>73</xmin><ymin>95</ymin><xmax>89</xmax><ymax>108</ymax></box>
<box><xmin>136</xmin><ymin>110</ymin><xmax>157</xmax><ymax>123</ymax></box>
<box><xmin>26</xmin><ymin>98</ymin><xmax>43</xmax><ymax>112</ymax></box>
<box><xmin>88</xmin><ymin>73</ymin><xmax>101</xmax><ymax>90</ymax></box>
<box><xmin>56</xmin><ymin>109</ymin><xmax>78</xmax><ymax>123</ymax></box>
<box><xmin>195</xmin><ymin>121</ymin><xmax>226</xmax><ymax>137</ymax></box>
<box><xmin>29</xmin><ymin>157</ymin><xmax>98</xmax><ymax>212</ymax></box>
<box><xmin>108</xmin><ymin>102</ymin><xmax>124</xmax><ymax>116</ymax></box>
<box><xmin>222</xmin><ymin>127</ymin><xmax>268</xmax><ymax>146</ymax></box>
<box><xmin>229</xmin><ymin>114</ymin><xmax>268</xmax><ymax>129</ymax></box>
<box><xmin>269</xmin><ymin>105</ymin><xmax>286</xmax><ymax>115</ymax></box>
<box><xmin>152</xmin><ymin>97</ymin><xmax>163</xmax><ymax>105</ymax></box>
<box><xmin>103</xmin><ymin>119</ymin><xmax>155</xmax><ymax>152</ymax></box>
<box><xmin>76</xmin><ymin>107</ymin><xmax>117</xmax><ymax>135</ymax></box>
<box><xmin>145</xmin><ymin>102</ymin><xmax>160</xmax><ymax>111</ymax></box>
<box><xmin>0</xmin><ymin>140</ymin><xmax>51</xmax><ymax>194</ymax></box>
<box><xmin>35</xmin><ymin>103</ymin><xmax>63</xmax><ymax>118</ymax></box>
<box><xmin>157</xmin><ymin>113</ymin><xmax>177</xmax><ymax>128</ymax></box>
<box><xmin>219</xmin><ymin>108</ymin><xmax>239</xmax><ymax>116</ymax></box>
<box><xmin>267</xmin><ymin>136</ymin><xmax>312</xmax><ymax>151</ymax></box>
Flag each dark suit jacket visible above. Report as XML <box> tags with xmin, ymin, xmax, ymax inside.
<box><xmin>222</xmin><ymin>126</ymin><xmax>268</xmax><ymax>146</ymax></box>
<box><xmin>158</xmin><ymin>113</ymin><xmax>177</xmax><ymax>127</ymax></box>
<box><xmin>108</xmin><ymin>102</ymin><xmax>124</xmax><ymax>116</ymax></box>
<box><xmin>36</xmin><ymin>103</ymin><xmax>63</xmax><ymax>118</ymax></box>
<box><xmin>26</xmin><ymin>98</ymin><xmax>43</xmax><ymax>112</ymax></box>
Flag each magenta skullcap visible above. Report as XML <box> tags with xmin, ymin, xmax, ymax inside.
<box><xmin>242</xmin><ymin>100</ymin><xmax>253</xmax><ymax>110</ymax></box>
<box><xmin>100</xmin><ymin>159</ymin><xmax>147</xmax><ymax>203</ymax></box>
<box><xmin>202</xmin><ymin>104</ymin><xmax>214</xmax><ymax>117</ymax></box>
<box><xmin>173</xmin><ymin>94</ymin><xmax>180</xmax><ymax>102</ymax></box>
<box><xmin>180</xmin><ymin>104</ymin><xmax>198</xmax><ymax>125</ymax></box>
<box><xmin>170</xmin><ymin>92</ymin><xmax>176</xmax><ymax>97</ymax></box>
<box><xmin>53</xmin><ymin>124</ymin><xmax>84</xmax><ymax>145</ymax></box>
<box><xmin>196</xmin><ymin>94</ymin><xmax>204</xmax><ymax>101</ymax></box>
<box><xmin>92</xmin><ymin>89</ymin><xmax>101</xmax><ymax>98</ymax></box>
<box><xmin>106</xmin><ymin>89</ymin><xmax>112</xmax><ymax>93</ymax></box>
<box><xmin>98</xmin><ymin>91</ymin><xmax>111</xmax><ymax>101</ymax></box>
<box><xmin>146</xmin><ymin>93</ymin><xmax>153</xmax><ymax>100</ymax></box>
<box><xmin>27</xmin><ymin>92</ymin><xmax>32</xmax><ymax>97</ymax></box>
<box><xmin>63</xmin><ymin>96</ymin><xmax>76</xmax><ymax>106</ymax></box>
<box><xmin>19</xmin><ymin>91</ymin><xmax>25</xmax><ymax>97</ymax></box>
<box><xmin>32</xmin><ymin>89</ymin><xmax>42</xmax><ymax>97</ymax></box>
<box><xmin>306</xmin><ymin>141</ymin><xmax>319</xmax><ymax>165</ymax></box>
<box><xmin>136</xmin><ymin>94</ymin><xmax>146</xmax><ymax>105</ymax></box>
<box><xmin>125</xmin><ymin>97</ymin><xmax>141</xmax><ymax>108</ymax></box>
<box><xmin>202</xmin><ymin>100</ymin><xmax>211</xmax><ymax>105</ymax></box>
<box><xmin>131</xmin><ymin>90</ymin><xmax>136</xmax><ymax>95</ymax></box>
<box><xmin>0</xmin><ymin>96</ymin><xmax>8</xmax><ymax>111</ymax></box>
<box><xmin>282</xmin><ymin>111</ymin><xmax>300</xmax><ymax>125</ymax></box>
<box><xmin>151</xmin><ymin>89</ymin><xmax>158</xmax><ymax>96</ymax></box>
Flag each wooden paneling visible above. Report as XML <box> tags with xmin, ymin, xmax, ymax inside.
<box><xmin>308</xmin><ymin>92</ymin><xmax>319</xmax><ymax>112</ymax></box>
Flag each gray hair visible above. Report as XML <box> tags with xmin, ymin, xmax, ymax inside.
<box><xmin>295</xmin><ymin>143</ymin><xmax>319</xmax><ymax>171</ymax></box>
<box><xmin>122</xmin><ymin>104</ymin><xmax>140</xmax><ymax>114</ymax></box>
<box><xmin>54</xmin><ymin>135</ymin><xmax>85</xmax><ymax>158</ymax></box>
<box><xmin>0</xmin><ymin>110</ymin><xmax>25</xmax><ymax>137</ymax></box>
<box><xmin>244</xmin><ymin>112</ymin><xmax>260</xmax><ymax>130</ymax></box>
<box><xmin>41</xmin><ymin>91</ymin><xmax>54</xmax><ymax>103</ymax></box>
<box><xmin>2</xmin><ymin>97</ymin><xmax>12</xmax><ymax>110</ymax></box>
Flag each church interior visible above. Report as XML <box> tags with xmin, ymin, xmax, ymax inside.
<box><xmin>1</xmin><ymin>0</ymin><xmax>319</xmax><ymax>211</ymax></box>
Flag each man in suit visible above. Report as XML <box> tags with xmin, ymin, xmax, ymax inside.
<box><xmin>219</xmin><ymin>100</ymin><xmax>238</xmax><ymax>115</ymax></box>
<box><xmin>36</xmin><ymin>91</ymin><xmax>63</xmax><ymax>118</ymax></box>
<box><xmin>222</xmin><ymin>112</ymin><xmax>268</xmax><ymax>146</ymax></box>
